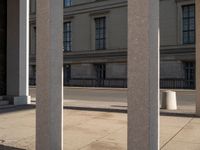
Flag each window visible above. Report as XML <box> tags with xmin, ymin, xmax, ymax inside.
<box><xmin>29</xmin><ymin>65</ymin><xmax>36</xmax><ymax>86</ymax></box>
<box><xmin>64</xmin><ymin>64</ymin><xmax>71</xmax><ymax>85</ymax></box>
<box><xmin>184</xmin><ymin>62</ymin><xmax>195</xmax><ymax>88</ymax></box>
<box><xmin>64</xmin><ymin>0</ymin><xmax>72</xmax><ymax>7</ymax></box>
<box><xmin>95</xmin><ymin>64</ymin><xmax>106</xmax><ymax>87</ymax></box>
<box><xmin>182</xmin><ymin>4</ymin><xmax>195</xmax><ymax>44</ymax></box>
<box><xmin>64</xmin><ymin>22</ymin><xmax>72</xmax><ymax>52</ymax></box>
<box><xmin>95</xmin><ymin>17</ymin><xmax>106</xmax><ymax>50</ymax></box>
<box><xmin>95</xmin><ymin>64</ymin><xmax>106</xmax><ymax>80</ymax></box>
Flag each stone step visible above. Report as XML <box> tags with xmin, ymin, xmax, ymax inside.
<box><xmin>0</xmin><ymin>100</ymin><xmax>9</xmax><ymax>106</ymax></box>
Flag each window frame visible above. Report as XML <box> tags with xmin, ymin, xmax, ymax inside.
<box><xmin>95</xmin><ymin>17</ymin><xmax>106</xmax><ymax>50</ymax></box>
<box><xmin>184</xmin><ymin>61</ymin><xmax>195</xmax><ymax>88</ymax></box>
<box><xmin>63</xmin><ymin>21</ymin><xmax>72</xmax><ymax>52</ymax></box>
<box><xmin>182</xmin><ymin>4</ymin><xmax>195</xmax><ymax>44</ymax></box>
<box><xmin>64</xmin><ymin>0</ymin><xmax>72</xmax><ymax>7</ymax></box>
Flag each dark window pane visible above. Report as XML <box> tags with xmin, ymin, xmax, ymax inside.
<box><xmin>183</xmin><ymin>19</ymin><xmax>188</xmax><ymax>31</ymax></box>
<box><xmin>64</xmin><ymin>0</ymin><xmax>72</xmax><ymax>7</ymax></box>
<box><xmin>95</xmin><ymin>17</ymin><xmax>106</xmax><ymax>50</ymax></box>
<box><xmin>182</xmin><ymin>4</ymin><xmax>195</xmax><ymax>44</ymax></box>
<box><xmin>183</xmin><ymin>7</ymin><xmax>188</xmax><ymax>18</ymax></box>
<box><xmin>189</xmin><ymin>31</ymin><xmax>195</xmax><ymax>43</ymax></box>
<box><xmin>189</xmin><ymin>5</ymin><xmax>195</xmax><ymax>17</ymax></box>
<box><xmin>189</xmin><ymin>18</ymin><xmax>195</xmax><ymax>30</ymax></box>
<box><xmin>63</xmin><ymin>22</ymin><xmax>72</xmax><ymax>51</ymax></box>
<box><xmin>183</xmin><ymin>32</ymin><xmax>188</xmax><ymax>43</ymax></box>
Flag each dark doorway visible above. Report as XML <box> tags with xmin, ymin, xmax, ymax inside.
<box><xmin>0</xmin><ymin>0</ymin><xmax>7</xmax><ymax>95</ymax></box>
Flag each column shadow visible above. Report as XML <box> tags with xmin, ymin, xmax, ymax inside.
<box><xmin>0</xmin><ymin>105</ymin><xmax>35</xmax><ymax>114</ymax></box>
<box><xmin>0</xmin><ymin>145</ymin><xmax>26</xmax><ymax>150</ymax></box>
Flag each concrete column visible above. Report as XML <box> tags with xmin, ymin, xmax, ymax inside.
<box><xmin>36</xmin><ymin>0</ymin><xmax>63</xmax><ymax>149</ymax></box>
<box><xmin>128</xmin><ymin>0</ymin><xmax>160</xmax><ymax>149</ymax></box>
<box><xmin>196</xmin><ymin>1</ymin><xmax>200</xmax><ymax>116</ymax></box>
<box><xmin>7</xmin><ymin>0</ymin><xmax>30</xmax><ymax>105</ymax></box>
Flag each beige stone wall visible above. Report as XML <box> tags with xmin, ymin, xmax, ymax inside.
<box><xmin>29</xmin><ymin>0</ymin><xmax>196</xmax><ymax>86</ymax></box>
<box><xmin>160</xmin><ymin>0</ymin><xmax>195</xmax><ymax>46</ymax></box>
<box><xmin>70</xmin><ymin>14</ymin><xmax>91</xmax><ymax>51</ymax></box>
<box><xmin>160</xmin><ymin>0</ymin><xmax>178</xmax><ymax>46</ymax></box>
<box><xmin>71</xmin><ymin>64</ymin><xmax>96</xmax><ymax>78</ymax></box>
<box><xmin>160</xmin><ymin>61</ymin><xmax>185</xmax><ymax>79</ymax></box>
<box><xmin>106</xmin><ymin>63</ymin><xmax>127</xmax><ymax>79</ymax></box>
<box><xmin>29</xmin><ymin>0</ymin><xmax>196</xmax><ymax>51</ymax></box>
<box><xmin>72</xmin><ymin>0</ymin><xmax>93</xmax><ymax>5</ymax></box>
<box><xmin>64</xmin><ymin>4</ymin><xmax>127</xmax><ymax>51</ymax></box>
<box><xmin>108</xmin><ymin>7</ymin><xmax>127</xmax><ymax>50</ymax></box>
<box><xmin>71</xmin><ymin>63</ymin><xmax>127</xmax><ymax>79</ymax></box>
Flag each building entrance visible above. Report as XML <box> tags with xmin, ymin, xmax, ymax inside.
<box><xmin>0</xmin><ymin>0</ymin><xmax>7</xmax><ymax>95</ymax></box>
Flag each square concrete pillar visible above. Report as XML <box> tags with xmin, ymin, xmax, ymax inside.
<box><xmin>128</xmin><ymin>0</ymin><xmax>160</xmax><ymax>150</ymax></box>
<box><xmin>7</xmin><ymin>0</ymin><xmax>30</xmax><ymax>105</ymax></box>
<box><xmin>196</xmin><ymin>1</ymin><xmax>200</xmax><ymax>116</ymax></box>
<box><xmin>36</xmin><ymin>0</ymin><xmax>63</xmax><ymax>149</ymax></box>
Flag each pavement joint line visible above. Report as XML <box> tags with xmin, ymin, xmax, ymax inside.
<box><xmin>63</xmin><ymin>106</ymin><xmax>127</xmax><ymax>113</ymax></box>
<box><xmin>160</xmin><ymin>117</ymin><xmax>194</xmax><ymax>149</ymax></box>
<box><xmin>78</xmin><ymin>126</ymin><xmax>125</xmax><ymax>150</ymax></box>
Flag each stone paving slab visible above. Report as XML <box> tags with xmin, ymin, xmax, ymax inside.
<box><xmin>0</xmin><ymin>107</ymin><xmax>200</xmax><ymax>150</ymax></box>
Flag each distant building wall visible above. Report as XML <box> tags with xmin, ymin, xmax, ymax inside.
<box><xmin>29</xmin><ymin>0</ymin><xmax>196</xmax><ymax>89</ymax></box>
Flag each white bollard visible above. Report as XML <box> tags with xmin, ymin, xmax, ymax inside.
<box><xmin>162</xmin><ymin>90</ymin><xmax>177</xmax><ymax>110</ymax></box>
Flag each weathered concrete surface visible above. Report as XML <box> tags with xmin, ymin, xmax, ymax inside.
<box><xmin>0</xmin><ymin>108</ymin><xmax>200</xmax><ymax>150</ymax></box>
<box><xmin>36</xmin><ymin>0</ymin><xmax>63</xmax><ymax>149</ymax></box>
<box><xmin>129</xmin><ymin>0</ymin><xmax>160</xmax><ymax>148</ymax></box>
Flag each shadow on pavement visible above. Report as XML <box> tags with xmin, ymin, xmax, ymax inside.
<box><xmin>63</xmin><ymin>106</ymin><xmax>127</xmax><ymax>113</ymax></box>
<box><xmin>0</xmin><ymin>105</ymin><xmax>35</xmax><ymax>114</ymax></box>
<box><xmin>0</xmin><ymin>145</ymin><xmax>25</xmax><ymax>150</ymax></box>
<box><xmin>160</xmin><ymin>111</ymin><xmax>196</xmax><ymax>118</ymax></box>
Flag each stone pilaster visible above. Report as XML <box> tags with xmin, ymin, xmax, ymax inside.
<box><xmin>36</xmin><ymin>0</ymin><xmax>63</xmax><ymax>149</ymax></box>
<box><xmin>7</xmin><ymin>0</ymin><xmax>30</xmax><ymax>105</ymax></box>
<box><xmin>128</xmin><ymin>0</ymin><xmax>160</xmax><ymax>149</ymax></box>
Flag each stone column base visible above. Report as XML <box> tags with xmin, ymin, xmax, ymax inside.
<box><xmin>1</xmin><ymin>95</ymin><xmax>31</xmax><ymax>105</ymax></box>
<box><xmin>13</xmin><ymin>96</ymin><xmax>31</xmax><ymax>105</ymax></box>
<box><xmin>0</xmin><ymin>96</ymin><xmax>31</xmax><ymax>105</ymax></box>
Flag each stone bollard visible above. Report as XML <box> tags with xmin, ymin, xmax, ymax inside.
<box><xmin>162</xmin><ymin>90</ymin><xmax>177</xmax><ymax>110</ymax></box>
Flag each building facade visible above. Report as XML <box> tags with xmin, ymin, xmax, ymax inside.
<box><xmin>160</xmin><ymin>0</ymin><xmax>195</xmax><ymax>89</ymax></box>
<box><xmin>29</xmin><ymin>0</ymin><xmax>196</xmax><ymax>89</ymax></box>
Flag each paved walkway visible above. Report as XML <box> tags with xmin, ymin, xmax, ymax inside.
<box><xmin>0</xmin><ymin>106</ymin><xmax>200</xmax><ymax>150</ymax></box>
<box><xmin>0</xmin><ymin>87</ymin><xmax>198</xmax><ymax>149</ymax></box>
<box><xmin>30</xmin><ymin>87</ymin><xmax>196</xmax><ymax>114</ymax></box>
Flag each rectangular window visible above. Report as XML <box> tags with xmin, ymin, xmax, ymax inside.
<box><xmin>184</xmin><ymin>62</ymin><xmax>195</xmax><ymax>89</ymax></box>
<box><xmin>29</xmin><ymin>65</ymin><xmax>36</xmax><ymax>86</ymax></box>
<box><xmin>64</xmin><ymin>0</ymin><xmax>72</xmax><ymax>7</ymax></box>
<box><xmin>182</xmin><ymin>4</ymin><xmax>195</xmax><ymax>44</ymax></box>
<box><xmin>64</xmin><ymin>22</ymin><xmax>72</xmax><ymax>52</ymax></box>
<box><xmin>95</xmin><ymin>17</ymin><xmax>106</xmax><ymax>50</ymax></box>
<box><xmin>64</xmin><ymin>64</ymin><xmax>71</xmax><ymax>85</ymax></box>
<box><xmin>95</xmin><ymin>64</ymin><xmax>106</xmax><ymax>80</ymax></box>
<box><xmin>95</xmin><ymin>64</ymin><xmax>106</xmax><ymax>87</ymax></box>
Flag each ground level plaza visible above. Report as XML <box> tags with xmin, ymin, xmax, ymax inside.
<box><xmin>0</xmin><ymin>87</ymin><xmax>199</xmax><ymax>149</ymax></box>
<box><xmin>0</xmin><ymin>106</ymin><xmax>200</xmax><ymax>150</ymax></box>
